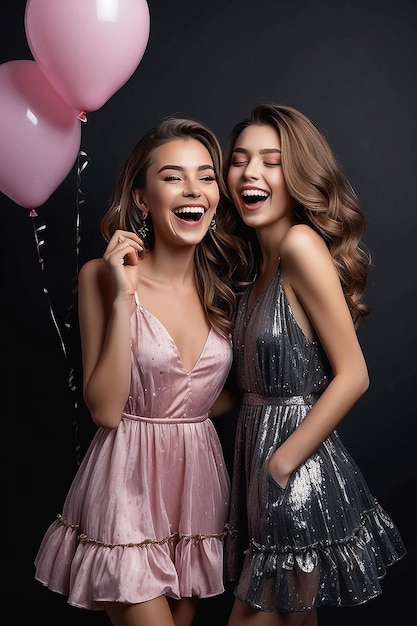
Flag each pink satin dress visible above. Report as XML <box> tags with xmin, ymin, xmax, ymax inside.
<box><xmin>35</xmin><ymin>293</ymin><xmax>232</xmax><ymax>610</ymax></box>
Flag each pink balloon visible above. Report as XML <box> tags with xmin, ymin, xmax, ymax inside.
<box><xmin>24</xmin><ymin>0</ymin><xmax>150</xmax><ymax>113</ymax></box>
<box><xmin>0</xmin><ymin>60</ymin><xmax>81</xmax><ymax>210</ymax></box>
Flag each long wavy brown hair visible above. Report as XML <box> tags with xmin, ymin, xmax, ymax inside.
<box><xmin>101</xmin><ymin>116</ymin><xmax>248</xmax><ymax>336</ymax></box>
<box><xmin>223</xmin><ymin>103</ymin><xmax>371</xmax><ymax>325</ymax></box>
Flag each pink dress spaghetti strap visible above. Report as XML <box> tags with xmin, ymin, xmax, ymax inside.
<box><xmin>34</xmin><ymin>292</ymin><xmax>232</xmax><ymax>610</ymax></box>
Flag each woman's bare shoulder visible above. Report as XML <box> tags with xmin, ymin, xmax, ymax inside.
<box><xmin>281</xmin><ymin>224</ymin><xmax>330</xmax><ymax>273</ymax></box>
<box><xmin>78</xmin><ymin>257</ymin><xmax>107</xmax><ymax>284</ymax></box>
<box><xmin>281</xmin><ymin>224</ymin><xmax>326</xmax><ymax>254</ymax></box>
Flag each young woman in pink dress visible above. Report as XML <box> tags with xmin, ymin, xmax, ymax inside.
<box><xmin>34</xmin><ymin>117</ymin><xmax>246</xmax><ymax>626</ymax></box>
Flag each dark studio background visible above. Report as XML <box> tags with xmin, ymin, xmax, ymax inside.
<box><xmin>1</xmin><ymin>1</ymin><xmax>416</xmax><ymax>623</ymax></box>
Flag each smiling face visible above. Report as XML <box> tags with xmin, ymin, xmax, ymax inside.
<box><xmin>227</xmin><ymin>123</ymin><xmax>295</xmax><ymax>231</ymax></box>
<box><xmin>134</xmin><ymin>138</ymin><xmax>219</xmax><ymax>247</ymax></box>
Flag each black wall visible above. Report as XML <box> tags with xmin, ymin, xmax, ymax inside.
<box><xmin>1</xmin><ymin>1</ymin><xmax>416</xmax><ymax>623</ymax></box>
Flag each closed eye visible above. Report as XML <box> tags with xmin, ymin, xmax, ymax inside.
<box><xmin>231</xmin><ymin>160</ymin><xmax>248</xmax><ymax>167</ymax></box>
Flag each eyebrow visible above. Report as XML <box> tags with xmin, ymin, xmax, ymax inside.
<box><xmin>156</xmin><ymin>164</ymin><xmax>215</xmax><ymax>174</ymax></box>
<box><xmin>232</xmin><ymin>147</ymin><xmax>281</xmax><ymax>155</ymax></box>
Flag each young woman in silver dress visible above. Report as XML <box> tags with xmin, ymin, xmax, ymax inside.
<box><xmin>223</xmin><ymin>103</ymin><xmax>406</xmax><ymax>626</ymax></box>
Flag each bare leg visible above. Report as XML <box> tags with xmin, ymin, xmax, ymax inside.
<box><xmin>105</xmin><ymin>596</ymin><xmax>176</xmax><ymax>626</ymax></box>
<box><xmin>169</xmin><ymin>597</ymin><xmax>199</xmax><ymax>626</ymax></box>
<box><xmin>227</xmin><ymin>598</ymin><xmax>318</xmax><ymax>626</ymax></box>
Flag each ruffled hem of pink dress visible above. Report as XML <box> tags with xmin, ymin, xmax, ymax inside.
<box><xmin>34</xmin><ymin>517</ymin><xmax>226</xmax><ymax>610</ymax></box>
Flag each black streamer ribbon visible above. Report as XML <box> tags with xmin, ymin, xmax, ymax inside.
<box><xmin>30</xmin><ymin>146</ymin><xmax>91</xmax><ymax>466</ymax></box>
<box><xmin>31</xmin><ymin>219</ymin><xmax>68</xmax><ymax>359</ymax></box>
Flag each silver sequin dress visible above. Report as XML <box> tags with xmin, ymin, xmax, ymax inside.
<box><xmin>225</xmin><ymin>265</ymin><xmax>406</xmax><ymax>612</ymax></box>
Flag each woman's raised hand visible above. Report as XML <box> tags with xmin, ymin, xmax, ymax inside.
<box><xmin>103</xmin><ymin>229</ymin><xmax>144</xmax><ymax>297</ymax></box>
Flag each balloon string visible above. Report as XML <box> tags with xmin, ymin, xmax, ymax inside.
<box><xmin>65</xmin><ymin>147</ymin><xmax>91</xmax><ymax>465</ymax></box>
<box><xmin>30</xmin><ymin>147</ymin><xmax>91</xmax><ymax>467</ymax></box>
<box><xmin>73</xmin><ymin>149</ymin><xmax>90</xmax><ymax>275</ymax></box>
<box><xmin>31</xmin><ymin>218</ymin><xmax>68</xmax><ymax>360</ymax></box>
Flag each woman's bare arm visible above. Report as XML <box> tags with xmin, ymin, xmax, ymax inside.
<box><xmin>269</xmin><ymin>225</ymin><xmax>369</xmax><ymax>486</ymax></box>
<box><xmin>78</xmin><ymin>231</ymin><xmax>142</xmax><ymax>428</ymax></box>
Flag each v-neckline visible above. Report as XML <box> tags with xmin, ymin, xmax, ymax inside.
<box><xmin>135</xmin><ymin>294</ymin><xmax>213</xmax><ymax>374</ymax></box>
<box><xmin>246</xmin><ymin>261</ymin><xmax>281</xmax><ymax>317</ymax></box>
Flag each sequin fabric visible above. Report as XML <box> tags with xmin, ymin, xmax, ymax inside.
<box><xmin>225</xmin><ymin>265</ymin><xmax>406</xmax><ymax>612</ymax></box>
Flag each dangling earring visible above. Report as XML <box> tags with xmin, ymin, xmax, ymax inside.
<box><xmin>210</xmin><ymin>214</ymin><xmax>217</xmax><ymax>232</ymax></box>
<box><xmin>138</xmin><ymin>211</ymin><xmax>149</xmax><ymax>240</ymax></box>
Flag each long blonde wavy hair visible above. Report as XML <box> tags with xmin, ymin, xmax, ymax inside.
<box><xmin>101</xmin><ymin>116</ymin><xmax>248</xmax><ymax>336</ymax></box>
<box><xmin>223</xmin><ymin>103</ymin><xmax>371</xmax><ymax>325</ymax></box>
